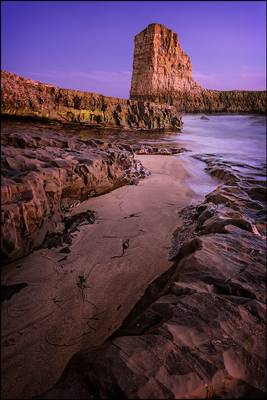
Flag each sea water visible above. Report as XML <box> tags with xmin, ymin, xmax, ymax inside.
<box><xmin>177</xmin><ymin>114</ymin><xmax>266</xmax><ymax>203</ymax></box>
<box><xmin>2</xmin><ymin>114</ymin><xmax>266</xmax><ymax>205</ymax></box>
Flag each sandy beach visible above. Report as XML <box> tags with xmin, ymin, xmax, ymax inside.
<box><xmin>1</xmin><ymin>155</ymin><xmax>193</xmax><ymax>399</ymax></box>
<box><xmin>2</xmin><ymin>5</ymin><xmax>266</xmax><ymax>397</ymax></box>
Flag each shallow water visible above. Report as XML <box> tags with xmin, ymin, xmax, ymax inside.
<box><xmin>2</xmin><ymin>114</ymin><xmax>266</xmax><ymax>203</ymax></box>
<box><xmin>178</xmin><ymin>114</ymin><xmax>266</xmax><ymax>203</ymax></box>
<box><xmin>181</xmin><ymin>114</ymin><xmax>266</xmax><ymax>170</ymax></box>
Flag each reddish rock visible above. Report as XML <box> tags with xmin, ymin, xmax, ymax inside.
<box><xmin>130</xmin><ymin>23</ymin><xmax>201</xmax><ymax>99</ymax></box>
<box><xmin>39</xmin><ymin>220</ymin><xmax>266</xmax><ymax>399</ymax></box>
<box><xmin>130</xmin><ymin>23</ymin><xmax>266</xmax><ymax>114</ymax></box>
<box><xmin>1</xmin><ymin>128</ymin><xmax>149</xmax><ymax>264</ymax></box>
<box><xmin>1</xmin><ymin>71</ymin><xmax>183</xmax><ymax>131</ymax></box>
<box><xmin>39</xmin><ymin>154</ymin><xmax>266</xmax><ymax>399</ymax></box>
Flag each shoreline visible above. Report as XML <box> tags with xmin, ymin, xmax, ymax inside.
<box><xmin>40</xmin><ymin>150</ymin><xmax>266</xmax><ymax>399</ymax></box>
<box><xmin>1</xmin><ymin>12</ymin><xmax>266</xmax><ymax>398</ymax></box>
<box><xmin>1</xmin><ymin>115</ymin><xmax>266</xmax><ymax>399</ymax></box>
<box><xmin>1</xmin><ymin>155</ymin><xmax>193</xmax><ymax>399</ymax></box>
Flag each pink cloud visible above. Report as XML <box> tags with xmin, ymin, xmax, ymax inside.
<box><xmin>194</xmin><ymin>70</ymin><xmax>266</xmax><ymax>91</ymax></box>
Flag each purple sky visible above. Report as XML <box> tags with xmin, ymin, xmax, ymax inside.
<box><xmin>1</xmin><ymin>1</ymin><xmax>266</xmax><ymax>98</ymax></box>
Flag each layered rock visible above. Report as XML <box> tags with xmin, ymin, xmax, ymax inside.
<box><xmin>1</xmin><ymin>127</ymin><xmax>150</xmax><ymax>264</ymax></box>
<box><xmin>1</xmin><ymin>71</ymin><xmax>183</xmax><ymax>131</ymax></box>
<box><xmin>130</xmin><ymin>23</ymin><xmax>201</xmax><ymax>99</ymax></box>
<box><xmin>40</xmin><ymin>154</ymin><xmax>266</xmax><ymax>399</ymax></box>
<box><xmin>141</xmin><ymin>88</ymin><xmax>267</xmax><ymax>113</ymax></box>
<box><xmin>130</xmin><ymin>23</ymin><xmax>266</xmax><ymax>114</ymax></box>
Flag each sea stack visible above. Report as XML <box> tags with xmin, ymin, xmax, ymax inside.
<box><xmin>130</xmin><ymin>23</ymin><xmax>201</xmax><ymax>102</ymax></box>
<box><xmin>130</xmin><ymin>23</ymin><xmax>266</xmax><ymax>113</ymax></box>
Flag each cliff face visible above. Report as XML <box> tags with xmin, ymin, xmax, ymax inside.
<box><xmin>130</xmin><ymin>23</ymin><xmax>266</xmax><ymax>114</ymax></box>
<box><xmin>1</xmin><ymin>71</ymin><xmax>183</xmax><ymax>131</ymax></box>
<box><xmin>134</xmin><ymin>89</ymin><xmax>267</xmax><ymax>114</ymax></box>
<box><xmin>130</xmin><ymin>23</ymin><xmax>201</xmax><ymax>99</ymax></box>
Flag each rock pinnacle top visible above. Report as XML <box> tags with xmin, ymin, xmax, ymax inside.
<box><xmin>130</xmin><ymin>23</ymin><xmax>201</xmax><ymax>101</ymax></box>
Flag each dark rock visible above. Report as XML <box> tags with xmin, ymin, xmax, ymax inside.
<box><xmin>132</xmin><ymin>143</ymin><xmax>185</xmax><ymax>156</ymax></box>
<box><xmin>59</xmin><ymin>246</ymin><xmax>71</xmax><ymax>254</ymax></box>
<box><xmin>1</xmin><ymin>283</ymin><xmax>28</xmax><ymax>302</ymax></box>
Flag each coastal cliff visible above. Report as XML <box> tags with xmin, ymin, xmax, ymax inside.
<box><xmin>130</xmin><ymin>22</ymin><xmax>201</xmax><ymax>96</ymax></box>
<box><xmin>1</xmin><ymin>71</ymin><xmax>183</xmax><ymax>131</ymax></box>
<box><xmin>1</xmin><ymin>20</ymin><xmax>266</xmax><ymax>400</ymax></box>
<box><xmin>130</xmin><ymin>23</ymin><xmax>266</xmax><ymax>114</ymax></box>
<box><xmin>132</xmin><ymin>89</ymin><xmax>267</xmax><ymax>114</ymax></box>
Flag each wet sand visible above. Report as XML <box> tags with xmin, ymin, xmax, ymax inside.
<box><xmin>1</xmin><ymin>155</ymin><xmax>193</xmax><ymax>399</ymax></box>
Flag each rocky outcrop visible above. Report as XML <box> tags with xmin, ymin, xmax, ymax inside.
<box><xmin>130</xmin><ymin>143</ymin><xmax>187</xmax><ymax>155</ymax></box>
<box><xmin>130</xmin><ymin>23</ymin><xmax>266</xmax><ymax>114</ymax></box>
<box><xmin>1</xmin><ymin>127</ymin><xmax>150</xmax><ymax>264</ymax></box>
<box><xmin>40</xmin><ymin>154</ymin><xmax>266</xmax><ymax>399</ymax></box>
<box><xmin>130</xmin><ymin>23</ymin><xmax>201</xmax><ymax>99</ymax></box>
<box><xmin>136</xmin><ymin>88</ymin><xmax>267</xmax><ymax>114</ymax></box>
<box><xmin>1</xmin><ymin>71</ymin><xmax>183</xmax><ymax>131</ymax></box>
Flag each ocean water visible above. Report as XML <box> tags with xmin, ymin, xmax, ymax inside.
<box><xmin>177</xmin><ymin>114</ymin><xmax>267</xmax><ymax>202</ymax></box>
<box><xmin>181</xmin><ymin>114</ymin><xmax>266</xmax><ymax>168</ymax></box>
<box><xmin>2</xmin><ymin>114</ymin><xmax>266</xmax><ymax>204</ymax></box>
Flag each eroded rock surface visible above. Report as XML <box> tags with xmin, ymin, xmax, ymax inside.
<box><xmin>130</xmin><ymin>23</ymin><xmax>201</xmax><ymax>99</ymax></box>
<box><xmin>127</xmin><ymin>143</ymin><xmax>187</xmax><ymax>156</ymax></box>
<box><xmin>1</xmin><ymin>153</ymin><xmax>192</xmax><ymax>400</ymax></box>
<box><xmin>1</xmin><ymin>127</ymin><xmax>150</xmax><ymax>264</ymax></box>
<box><xmin>1</xmin><ymin>71</ymin><xmax>183</xmax><ymax>131</ymax></box>
<box><xmin>130</xmin><ymin>23</ymin><xmax>266</xmax><ymax>114</ymax></box>
<box><xmin>40</xmin><ymin>155</ymin><xmax>266</xmax><ymax>399</ymax></box>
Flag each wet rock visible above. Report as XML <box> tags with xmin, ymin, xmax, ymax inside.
<box><xmin>196</xmin><ymin>203</ymin><xmax>217</xmax><ymax>227</ymax></box>
<box><xmin>209</xmin><ymin>166</ymin><xmax>239</xmax><ymax>184</ymax></box>
<box><xmin>130</xmin><ymin>143</ymin><xmax>186</xmax><ymax>156</ymax></box>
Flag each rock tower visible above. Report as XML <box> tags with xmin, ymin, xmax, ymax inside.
<box><xmin>130</xmin><ymin>23</ymin><xmax>201</xmax><ymax>102</ymax></box>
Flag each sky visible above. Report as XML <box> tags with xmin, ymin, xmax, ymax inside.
<box><xmin>1</xmin><ymin>1</ymin><xmax>266</xmax><ymax>98</ymax></box>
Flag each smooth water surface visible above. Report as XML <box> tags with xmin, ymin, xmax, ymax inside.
<box><xmin>181</xmin><ymin>114</ymin><xmax>266</xmax><ymax>169</ymax></box>
<box><xmin>177</xmin><ymin>114</ymin><xmax>266</xmax><ymax>201</ymax></box>
<box><xmin>2</xmin><ymin>114</ymin><xmax>266</xmax><ymax>202</ymax></box>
